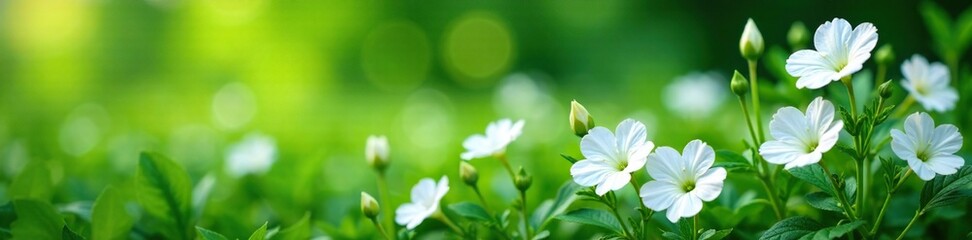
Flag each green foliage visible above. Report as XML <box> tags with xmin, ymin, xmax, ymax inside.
<box><xmin>10</xmin><ymin>199</ymin><xmax>64</xmax><ymax>240</ymax></box>
<box><xmin>248</xmin><ymin>222</ymin><xmax>269</xmax><ymax>240</ymax></box>
<box><xmin>530</xmin><ymin>181</ymin><xmax>582</xmax><ymax>229</ymax></box>
<box><xmin>91</xmin><ymin>186</ymin><xmax>133</xmax><ymax>240</ymax></box>
<box><xmin>919</xmin><ymin>166</ymin><xmax>972</xmax><ymax>213</ymax></box>
<box><xmin>699</xmin><ymin>228</ymin><xmax>733</xmax><ymax>240</ymax></box>
<box><xmin>804</xmin><ymin>192</ymin><xmax>841</xmax><ymax>212</ymax></box>
<box><xmin>554</xmin><ymin>208</ymin><xmax>623</xmax><ymax>234</ymax></box>
<box><xmin>788</xmin><ymin>165</ymin><xmax>835</xmax><ymax>197</ymax></box>
<box><xmin>921</xmin><ymin>1</ymin><xmax>972</xmax><ymax>57</ymax></box>
<box><xmin>759</xmin><ymin>217</ymin><xmax>862</xmax><ymax>240</ymax></box>
<box><xmin>276</xmin><ymin>213</ymin><xmax>310</xmax><ymax>240</ymax></box>
<box><xmin>196</xmin><ymin>226</ymin><xmax>229</xmax><ymax>240</ymax></box>
<box><xmin>449</xmin><ymin>202</ymin><xmax>492</xmax><ymax>222</ymax></box>
<box><xmin>715</xmin><ymin>150</ymin><xmax>753</xmax><ymax>173</ymax></box>
<box><xmin>62</xmin><ymin>226</ymin><xmax>86</xmax><ymax>240</ymax></box>
<box><xmin>135</xmin><ymin>152</ymin><xmax>193</xmax><ymax>240</ymax></box>
<box><xmin>9</xmin><ymin>161</ymin><xmax>53</xmax><ymax>201</ymax></box>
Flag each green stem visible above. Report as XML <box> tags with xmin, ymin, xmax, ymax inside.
<box><xmin>757</xmin><ymin>175</ymin><xmax>784</xmax><ymax>220</ymax></box>
<box><xmin>841</xmin><ymin>76</ymin><xmax>866</xmax><ymax>220</ymax></box>
<box><xmin>371</xmin><ymin>218</ymin><xmax>391</xmax><ymax>240</ymax></box>
<box><xmin>737</xmin><ymin>95</ymin><xmax>785</xmax><ymax>220</ymax></box>
<box><xmin>604</xmin><ymin>194</ymin><xmax>632</xmax><ymax>238</ymax></box>
<box><xmin>869</xmin><ymin>169</ymin><xmax>912</xmax><ymax>235</ymax></box>
<box><xmin>891</xmin><ymin>96</ymin><xmax>915</xmax><ymax>118</ymax></box>
<box><xmin>748</xmin><ymin>60</ymin><xmax>765</xmax><ymax>143</ymax></box>
<box><xmin>894</xmin><ymin>210</ymin><xmax>921</xmax><ymax>240</ymax></box>
<box><xmin>434</xmin><ymin>210</ymin><xmax>465</xmax><ymax>236</ymax></box>
<box><xmin>520</xmin><ymin>191</ymin><xmax>532</xmax><ymax>240</ymax></box>
<box><xmin>496</xmin><ymin>154</ymin><xmax>516</xmax><ymax>179</ymax></box>
<box><xmin>376</xmin><ymin>173</ymin><xmax>396</xmax><ymax>240</ymax></box>
<box><xmin>737</xmin><ymin>97</ymin><xmax>761</xmax><ymax>152</ymax></box>
<box><xmin>819</xmin><ymin>163</ymin><xmax>858</xmax><ymax>220</ymax></box>
<box><xmin>692</xmin><ymin>215</ymin><xmax>700</xmax><ymax>240</ymax></box>
<box><xmin>875</xmin><ymin>64</ymin><xmax>887</xmax><ymax>90</ymax></box>
<box><xmin>473</xmin><ymin>186</ymin><xmax>492</xmax><ymax>213</ymax></box>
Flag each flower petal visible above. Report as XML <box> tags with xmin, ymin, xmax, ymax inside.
<box><xmin>570</xmin><ymin>160</ymin><xmax>616</xmax><ymax>187</ymax></box>
<box><xmin>682</xmin><ymin>140</ymin><xmax>715</xmax><ymax>178</ymax></box>
<box><xmin>461</xmin><ymin>134</ymin><xmax>490</xmax><ymax>160</ymax></box>
<box><xmin>693</xmin><ymin>167</ymin><xmax>726</xmax><ymax>201</ymax></box>
<box><xmin>845</xmin><ymin>22</ymin><xmax>878</xmax><ymax>73</ymax></box>
<box><xmin>646</xmin><ymin>147</ymin><xmax>683</xmax><ymax>183</ymax></box>
<box><xmin>410</xmin><ymin>178</ymin><xmax>437</xmax><ymax>206</ymax></box>
<box><xmin>813</xmin><ymin>18</ymin><xmax>853</xmax><ymax>55</ymax></box>
<box><xmin>760</xmin><ymin>139</ymin><xmax>805</xmax><ymax>165</ymax></box>
<box><xmin>907</xmin><ymin>157</ymin><xmax>936</xmax><ymax>181</ymax></box>
<box><xmin>581</xmin><ymin>126</ymin><xmax>617</xmax><ymax>161</ymax></box>
<box><xmin>768</xmin><ymin>107</ymin><xmax>809</xmax><ymax>140</ymax></box>
<box><xmin>640</xmin><ymin>181</ymin><xmax>681</xmax><ymax>211</ymax></box>
<box><xmin>435</xmin><ymin>176</ymin><xmax>450</xmax><ymax>204</ymax></box>
<box><xmin>666</xmin><ymin>194</ymin><xmax>703</xmax><ymax>223</ymax></box>
<box><xmin>783</xmin><ymin>151</ymin><xmax>822</xmax><ymax>170</ymax></box>
<box><xmin>395</xmin><ymin>202</ymin><xmax>429</xmax><ymax>229</ymax></box>
<box><xmin>926</xmin><ymin>154</ymin><xmax>964</xmax><ymax>176</ymax></box>
<box><xmin>931</xmin><ymin>124</ymin><xmax>963</xmax><ymax>154</ymax></box>
<box><xmin>595</xmin><ymin>172</ymin><xmax>631</xmax><ymax>196</ymax></box>
<box><xmin>786</xmin><ymin>50</ymin><xmax>839</xmax><ymax>89</ymax></box>
<box><xmin>805</xmin><ymin>97</ymin><xmax>836</xmax><ymax>135</ymax></box>
<box><xmin>905</xmin><ymin>113</ymin><xmax>935</xmax><ymax>144</ymax></box>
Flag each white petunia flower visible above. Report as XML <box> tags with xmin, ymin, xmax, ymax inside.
<box><xmin>891</xmin><ymin>112</ymin><xmax>964</xmax><ymax>181</ymax></box>
<box><xmin>901</xmin><ymin>55</ymin><xmax>957</xmax><ymax>112</ymax></box>
<box><xmin>225</xmin><ymin>133</ymin><xmax>277</xmax><ymax>177</ymax></box>
<box><xmin>786</xmin><ymin>18</ymin><xmax>878</xmax><ymax>89</ymax></box>
<box><xmin>395</xmin><ymin>176</ymin><xmax>450</xmax><ymax>229</ymax></box>
<box><xmin>570</xmin><ymin>119</ymin><xmax>654</xmax><ymax>196</ymax></box>
<box><xmin>662</xmin><ymin>72</ymin><xmax>727</xmax><ymax>119</ymax></box>
<box><xmin>759</xmin><ymin>97</ymin><xmax>843</xmax><ymax>169</ymax></box>
<box><xmin>640</xmin><ymin>140</ymin><xmax>726</xmax><ymax>223</ymax></box>
<box><xmin>461</xmin><ymin>119</ymin><xmax>525</xmax><ymax>160</ymax></box>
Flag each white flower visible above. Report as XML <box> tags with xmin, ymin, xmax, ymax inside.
<box><xmin>740</xmin><ymin>18</ymin><xmax>765</xmax><ymax>59</ymax></box>
<box><xmin>570</xmin><ymin>119</ymin><xmax>654</xmax><ymax>196</ymax></box>
<box><xmin>225</xmin><ymin>133</ymin><xmax>277</xmax><ymax>177</ymax></box>
<box><xmin>891</xmin><ymin>112</ymin><xmax>964</xmax><ymax>181</ymax></box>
<box><xmin>640</xmin><ymin>140</ymin><xmax>726</xmax><ymax>223</ymax></box>
<box><xmin>759</xmin><ymin>97</ymin><xmax>843</xmax><ymax>169</ymax></box>
<box><xmin>786</xmin><ymin>18</ymin><xmax>878</xmax><ymax>89</ymax></box>
<box><xmin>395</xmin><ymin>176</ymin><xmax>449</xmax><ymax>229</ymax></box>
<box><xmin>662</xmin><ymin>72</ymin><xmax>727</xmax><ymax>118</ymax></box>
<box><xmin>365</xmin><ymin>135</ymin><xmax>390</xmax><ymax>170</ymax></box>
<box><xmin>461</xmin><ymin>119</ymin><xmax>525</xmax><ymax>160</ymax></box>
<box><xmin>901</xmin><ymin>55</ymin><xmax>957</xmax><ymax>112</ymax></box>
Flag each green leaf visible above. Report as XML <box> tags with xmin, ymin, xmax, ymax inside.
<box><xmin>135</xmin><ymin>152</ymin><xmax>193</xmax><ymax>240</ymax></box>
<box><xmin>277</xmin><ymin>213</ymin><xmax>311</xmax><ymax>240</ymax></box>
<box><xmin>10</xmin><ymin>199</ymin><xmax>64</xmax><ymax>240</ymax></box>
<box><xmin>531</xmin><ymin>181</ymin><xmax>582</xmax><ymax>229</ymax></box>
<box><xmin>448</xmin><ymin>202</ymin><xmax>492</xmax><ymax>222</ymax></box>
<box><xmin>9</xmin><ymin>161</ymin><xmax>53</xmax><ymax>201</ymax></box>
<box><xmin>919</xmin><ymin>166</ymin><xmax>972</xmax><ymax>212</ymax></box>
<box><xmin>195</xmin><ymin>226</ymin><xmax>229</xmax><ymax>240</ymax></box>
<box><xmin>700</xmin><ymin>228</ymin><xmax>732</xmax><ymax>240</ymax></box>
<box><xmin>787</xmin><ymin>164</ymin><xmax>835</xmax><ymax>196</ymax></box>
<box><xmin>248</xmin><ymin>222</ymin><xmax>269</xmax><ymax>240</ymax></box>
<box><xmin>62</xmin><ymin>225</ymin><xmax>86</xmax><ymax>240</ymax></box>
<box><xmin>759</xmin><ymin>217</ymin><xmax>862</xmax><ymax>240</ymax></box>
<box><xmin>91</xmin><ymin>186</ymin><xmax>133</xmax><ymax>240</ymax></box>
<box><xmin>957</xmin><ymin>7</ymin><xmax>972</xmax><ymax>52</ymax></box>
<box><xmin>715</xmin><ymin>150</ymin><xmax>753</xmax><ymax>173</ymax></box>
<box><xmin>554</xmin><ymin>208</ymin><xmax>623</xmax><ymax>234</ymax></box>
<box><xmin>804</xmin><ymin>192</ymin><xmax>841</xmax><ymax>212</ymax></box>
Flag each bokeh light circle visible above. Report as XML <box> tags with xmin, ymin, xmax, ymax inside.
<box><xmin>444</xmin><ymin>12</ymin><xmax>514</xmax><ymax>86</ymax></box>
<box><xmin>212</xmin><ymin>82</ymin><xmax>257</xmax><ymax>131</ymax></box>
<box><xmin>361</xmin><ymin>20</ymin><xmax>431</xmax><ymax>92</ymax></box>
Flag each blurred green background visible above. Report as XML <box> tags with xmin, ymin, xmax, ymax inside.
<box><xmin>0</xmin><ymin>0</ymin><xmax>970</xmax><ymax>238</ymax></box>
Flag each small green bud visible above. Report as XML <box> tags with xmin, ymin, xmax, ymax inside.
<box><xmin>365</xmin><ymin>135</ymin><xmax>390</xmax><ymax>172</ymax></box>
<box><xmin>787</xmin><ymin>21</ymin><xmax>810</xmax><ymax>50</ymax></box>
<box><xmin>879</xmin><ymin>81</ymin><xmax>893</xmax><ymax>99</ymax></box>
<box><xmin>731</xmin><ymin>70</ymin><xmax>749</xmax><ymax>97</ymax></box>
<box><xmin>361</xmin><ymin>192</ymin><xmax>380</xmax><ymax>219</ymax></box>
<box><xmin>459</xmin><ymin>161</ymin><xmax>479</xmax><ymax>187</ymax></box>
<box><xmin>875</xmin><ymin>44</ymin><xmax>894</xmax><ymax>66</ymax></box>
<box><xmin>740</xmin><ymin>18</ymin><xmax>764</xmax><ymax>61</ymax></box>
<box><xmin>514</xmin><ymin>167</ymin><xmax>532</xmax><ymax>192</ymax></box>
<box><xmin>569</xmin><ymin>100</ymin><xmax>595</xmax><ymax>137</ymax></box>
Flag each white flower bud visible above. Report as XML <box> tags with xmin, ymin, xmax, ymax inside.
<box><xmin>569</xmin><ymin>100</ymin><xmax>595</xmax><ymax>137</ymax></box>
<box><xmin>365</xmin><ymin>135</ymin><xmax>390</xmax><ymax>172</ymax></box>
<box><xmin>361</xmin><ymin>192</ymin><xmax>380</xmax><ymax>219</ymax></box>
<box><xmin>740</xmin><ymin>18</ymin><xmax>765</xmax><ymax>61</ymax></box>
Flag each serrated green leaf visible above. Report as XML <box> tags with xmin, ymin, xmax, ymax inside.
<box><xmin>92</xmin><ymin>186</ymin><xmax>133</xmax><ymax>240</ymax></box>
<box><xmin>10</xmin><ymin>199</ymin><xmax>63</xmax><ymax>240</ymax></box>
<box><xmin>135</xmin><ymin>152</ymin><xmax>193</xmax><ymax>240</ymax></box>
<box><xmin>662</xmin><ymin>231</ymin><xmax>686</xmax><ymax>240</ymax></box>
<box><xmin>788</xmin><ymin>164</ymin><xmax>835</xmax><ymax>196</ymax></box>
<box><xmin>9</xmin><ymin>161</ymin><xmax>53</xmax><ymax>201</ymax></box>
<box><xmin>248</xmin><ymin>222</ymin><xmax>269</xmax><ymax>240</ymax></box>
<box><xmin>277</xmin><ymin>212</ymin><xmax>310</xmax><ymax>240</ymax></box>
<box><xmin>448</xmin><ymin>202</ymin><xmax>492</xmax><ymax>222</ymax></box>
<box><xmin>760</xmin><ymin>217</ymin><xmax>862</xmax><ymax>240</ymax></box>
<box><xmin>804</xmin><ymin>192</ymin><xmax>841</xmax><ymax>212</ymax></box>
<box><xmin>195</xmin><ymin>226</ymin><xmax>229</xmax><ymax>240</ymax></box>
<box><xmin>554</xmin><ymin>208</ymin><xmax>623</xmax><ymax>234</ymax></box>
<box><xmin>920</xmin><ymin>166</ymin><xmax>972</xmax><ymax>212</ymax></box>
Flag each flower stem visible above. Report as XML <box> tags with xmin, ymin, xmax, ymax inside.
<box><xmin>892</xmin><ymin>96</ymin><xmax>915</xmax><ymax>118</ymax></box>
<box><xmin>841</xmin><ymin>76</ymin><xmax>867</xmax><ymax>221</ymax></box>
<box><xmin>894</xmin><ymin>210</ymin><xmax>922</xmax><ymax>240</ymax></box>
<box><xmin>737</xmin><ymin>96</ymin><xmax>785</xmax><ymax>220</ymax></box>
<box><xmin>757</xmin><ymin>175</ymin><xmax>784</xmax><ymax>220</ymax></box>
<box><xmin>496</xmin><ymin>154</ymin><xmax>516</xmax><ymax>179</ymax></box>
<box><xmin>434</xmin><ymin>210</ymin><xmax>465</xmax><ymax>236</ymax></box>
<box><xmin>371</xmin><ymin>218</ymin><xmax>391</xmax><ymax>240</ymax></box>
<box><xmin>748</xmin><ymin>60</ymin><xmax>765</xmax><ymax>143</ymax></box>
<box><xmin>603</xmin><ymin>193</ymin><xmax>632</xmax><ymax>238</ymax></box>
<box><xmin>472</xmin><ymin>186</ymin><xmax>492</xmax><ymax>213</ymax></box>
<box><xmin>875</xmin><ymin>64</ymin><xmax>887</xmax><ymax>90</ymax></box>
<box><xmin>520</xmin><ymin>190</ymin><xmax>532</xmax><ymax>240</ymax></box>
<box><xmin>376</xmin><ymin>172</ymin><xmax>396</xmax><ymax>239</ymax></box>
<box><xmin>737</xmin><ymin>97</ymin><xmax>761</xmax><ymax>151</ymax></box>
<box><xmin>869</xmin><ymin>169</ymin><xmax>912</xmax><ymax>236</ymax></box>
<box><xmin>692</xmin><ymin>215</ymin><xmax>700</xmax><ymax>240</ymax></box>
<box><xmin>819</xmin><ymin>163</ymin><xmax>858</xmax><ymax>220</ymax></box>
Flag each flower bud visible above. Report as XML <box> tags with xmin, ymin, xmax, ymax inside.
<box><xmin>514</xmin><ymin>167</ymin><xmax>532</xmax><ymax>191</ymax></box>
<box><xmin>875</xmin><ymin>44</ymin><xmax>894</xmax><ymax>66</ymax></box>
<box><xmin>569</xmin><ymin>100</ymin><xmax>595</xmax><ymax>137</ymax></box>
<box><xmin>740</xmin><ymin>18</ymin><xmax>764</xmax><ymax>61</ymax></box>
<box><xmin>787</xmin><ymin>21</ymin><xmax>810</xmax><ymax>50</ymax></box>
<box><xmin>879</xmin><ymin>81</ymin><xmax>893</xmax><ymax>99</ymax></box>
<box><xmin>365</xmin><ymin>135</ymin><xmax>390</xmax><ymax>172</ymax></box>
<box><xmin>730</xmin><ymin>70</ymin><xmax>749</xmax><ymax>97</ymax></box>
<box><xmin>459</xmin><ymin>161</ymin><xmax>479</xmax><ymax>187</ymax></box>
<box><xmin>361</xmin><ymin>192</ymin><xmax>380</xmax><ymax>219</ymax></box>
